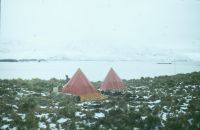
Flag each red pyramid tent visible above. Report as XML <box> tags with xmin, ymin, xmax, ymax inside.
<box><xmin>62</xmin><ymin>68</ymin><xmax>105</xmax><ymax>100</ymax></box>
<box><xmin>100</xmin><ymin>68</ymin><xmax>125</xmax><ymax>91</ymax></box>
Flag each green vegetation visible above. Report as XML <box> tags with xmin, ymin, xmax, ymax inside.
<box><xmin>0</xmin><ymin>71</ymin><xmax>200</xmax><ymax>130</ymax></box>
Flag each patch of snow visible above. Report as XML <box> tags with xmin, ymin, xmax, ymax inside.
<box><xmin>135</xmin><ymin>108</ymin><xmax>139</xmax><ymax>112</ymax></box>
<box><xmin>191</xmin><ymin>85</ymin><xmax>196</xmax><ymax>89</ymax></box>
<box><xmin>161</xmin><ymin>113</ymin><xmax>167</xmax><ymax>121</ymax></box>
<box><xmin>185</xmin><ymin>96</ymin><xmax>192</xmax><ymax>103</ymax></box>
<box><xmin>127</xmin><ymin>104</ymin><xmax>130</xmax><ymax>108</ymax></box>
<box><xmin>141</xmin><ymin>116</ymin><xmax>147</xmax><ymax>120</ymax></box>
<box><xmin>57</xmin><ymin>118</ymin><xmax>70</xmax><ymax>124</ymax></box>
<box><xmin>18</xmin><ymin>113</ymin><xmax>26</xmax><ymax>120</ymax></box>
<box><xmin>59</xmin><ymin>124</ymin><xmax>64</xmax><ymax>130</ymax></box>
<box><xmin>21</xmin><ymin>89</ymin><xmax>36</xmax><ymax>95</ymax></box>
<box><xmin>180</xmin><ymin>103</ymin><xmax>188</xmax><ymax>107</ymax></box>
<box><xmin>94</xmin><ymin>112</ymin><xmax>105</xmax><ymax>119</ymax></box>
<box><xmin>180</xmin><ymin>106</ymin><xmax>187</xmax><ymax>110</ymax></box>
<box><xmin>133</xmin><ymin>127</ymin><xmax>139</xmax><ymax>130</ymax></box>
<box><xmin>154</xmin><ymin>126</ymin><xmax>159</xmax><ymax>130</ymax></box>
<box><xmin>55</xmin><ymin>103</ymin><xmax>59</xmax><ymax>106</ymax></box>
<box><xmin>77</xmin><ymin>101</ymin><xmax>96</xmax><ymax>106</ymax></box>
<box><xmin>81</xmin><ymin>108</ymin><xmax>95</xmax><ymax>111</ymax></box>
<box><xmin>161</xmin><ymin>121</ymin><xmax>165</xmax><ymax>127</ymax></box>
<box><xmin>35</xmin><ymin>113</ymin><xmax>49</xmax><ymax>119</ymax></box>
<box><xmin>154</xmin><ymin>99</ymin><xmax>161</xmax><ymax>103</ymax></box>
<box><xmin>54</xmin><ymin>106</ymin><xmax>59</xmax><ymax>109</ymax></box>
<box><xmin>39</xmin><ymin>122</ymin><xmax>47</xmax><ymax>129</ymax></box>
<box><xmin>10</xmin><ymin>127</ymin><xmax>17</xmax><ymax>130</ymax></box>
<box><xmin>163</xmin><ymin>106</ymin><xmax>170</xmax><ymax>112</ymax></box>
<box><xmin>75</xmin><ymin>112</ymin><xmax>86</xmax><ymax>118</ymax></box>
<box><xmin>163</xmin><ymin>106</ymin><xmax>167</xmax><ymax>109</ymax></box>
<box><xmin>85</xmin><ymin>121</ymin><xmax>95</xmax><ymax>127</ymax></box>
<box><xmin>17</xmin><ymin>92</ymin><xmax>24</xmax><ymax>97</ymax></box>
<box><xmin>105</xmin><ymin>100</ymin><xmax>111</xmax><ymax>103</ymax></box>
<box><xmin>2</xmin><ymin>117</ymin><xmax>13</xmax><ymax>122</ymax></box>
<box><xmin>105</xmin><ymin>108</ymin><xmax>112</xmax><ymax>112</ymax></box>
<box><xmin>41</xmin><ymin>93</ymin><xmax>47</xmax><ymax>96</ymax></box>
<box><xmin>148</xmin><ymin>99</ymin><xmax>161</xmax><ymax>104</ymax></box>
<box><xmin>135</xmin><ymin>86</ymin><xmax>148</xmax><ymax>89</ymax></box>
<box><xmin>135</xmin><ymin>105</ymin><xmax>141</xmax><ymax>108</ymax></box>
<box><xmin>126</xmin><ymin>90</ymin><xmax>133</xmax><ymax>94</ymax></box>
<box><xmin>12</xmin><ymin>105</ymin><xmax>18</xmax><ymax>109</ymax></box>
<box><xmin>49</xmin><ymin>123</ymin><xmax>57</xmax><ymax>129</ymax></box>
<box><xmin>47</xmin><ymin>118</ymin><xmax>52</xmax><ymax>122</ymax></box>
<box><xmin>1</xmin><ymin>124</ymin><xmax>10</xmax><ymax>129</ymax></box>
<box><xmin>143</xmin><ymin>96</ymin><xmax>149</xmax><ymax>100</ymax></box>
<box><xmin>40</xmin><ymin>106</ymin><xmax>47</xmax><ymax>109</ymax></box>
<box><xmin>178</xmin><ymin>109</ymin><xmax>186</xmax><ymax>114</ymax></box>
<box><xmin>15</xmin><ymin>97</ymin><xmax>20</xmax><ymax>100</ymax></box>
<box><xmin>114</xmin><ymin>105</ymin><xmax>118</xmax><ymax>109</ymax></box>
<box><xmin>185</xmin><ymin>85</ymin><xmax>189</xmax><ymax>88</ymax></box>
<box><xmin>148</xmin><ymin>105</ymin><xmax>154</xmax><ymax>109</ymax></box>
<box><xmin>76</xmin><ymin>124</ymin><xmax>85</xmax><ymax>130</ymax></box>
<box><xmin>188</xmin><ymin>118</ymin><xmax>193</xmax><ymax>125</ymax></box>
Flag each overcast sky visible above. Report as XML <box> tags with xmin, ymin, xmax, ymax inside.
<box><xmin>0</xmin><ymin>0</ymin><xmax>200</xmax><ymax>60</ymax></box>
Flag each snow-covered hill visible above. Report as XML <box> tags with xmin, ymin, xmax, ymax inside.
<box><xmin>0</xmin><ymin>41</ymin><xmax>199</xmax><ymax>62</ymax></box>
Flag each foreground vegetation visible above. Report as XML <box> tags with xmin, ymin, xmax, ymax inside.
<box><xmin>0</xmin><ymin>71</ymin><xmax>200</xmax><ymax>130</ymax></box>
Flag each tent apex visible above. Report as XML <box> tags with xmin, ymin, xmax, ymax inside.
<box><xmin>77</xmin><ymin>68</ymin><xmax>82</xmax><ymax>72</ymax></box>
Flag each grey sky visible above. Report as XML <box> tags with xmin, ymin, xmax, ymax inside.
<box><xmin>0</xmin><ymin>0</ymin><xmax>200</xmax><ymax>60</ymax></box>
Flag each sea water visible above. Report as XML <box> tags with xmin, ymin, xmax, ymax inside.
<box><xmin>0</xmin><ymin>61</ymin><xmax>199</xmax><ymax>81</ymax></box>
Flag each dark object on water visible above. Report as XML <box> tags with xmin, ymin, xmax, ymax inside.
<box><xmin>157</xmin><ymin>63</ymin><xmax>172</xmax><ymax>64</ymax></box>
<box><xmin>18</xmin><ymin>59</ymin><xmax>46</xmax><ymax>62</ymax></box>
<box><xmin>0</xmin><ymin>59</ymin><xmax>18</xmax><ymax>62</ymax></box>
<box><xmin>18</xmin><ymin>59</ymin><xmax>37</xmax><ymax>62</ymax></box>
<box><xmin>38</xmin><ymin>59</ymin><xmax>46</xmax><ymax>62</ymax></box>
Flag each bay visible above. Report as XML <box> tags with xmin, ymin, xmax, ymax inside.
<box><xmin>0</xmin><ymin>61</ymin><xmax>199</xmax><ymax>81</ymax></box>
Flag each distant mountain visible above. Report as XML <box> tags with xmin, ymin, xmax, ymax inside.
<box><xmin>0</xmin><ymin>41</ymin><xmax>198</xmax><ymax>62</ymax></box>
<box><xmin>0</xmin><ymin>59</ymin><xmax>18</xmax><ymax>62</ymax></box>
<box><xmin>0</xmin><ymin>58</ymin><xmax>46</xmax><ymax>62</ymax></box>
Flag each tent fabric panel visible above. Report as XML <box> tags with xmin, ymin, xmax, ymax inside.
<box><xmin>100</xmin><ymin>68</ymin><xmax>124</xmax><ymax>91</ymax></box>
<box><xmin>62</xmin><ymin>68</ymin><xmax>99</xmax><ymax>96</ymax></box>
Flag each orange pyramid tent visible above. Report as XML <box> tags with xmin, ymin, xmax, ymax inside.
<box><xmin>100</xmin><ymin>68</ymin><xmax>125</xmax><ymax>91</ymax></box>
<box><xmin>62</xmin><ymin>68</ymin><xmax>105</xmax><ymax>101</ymax></box>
